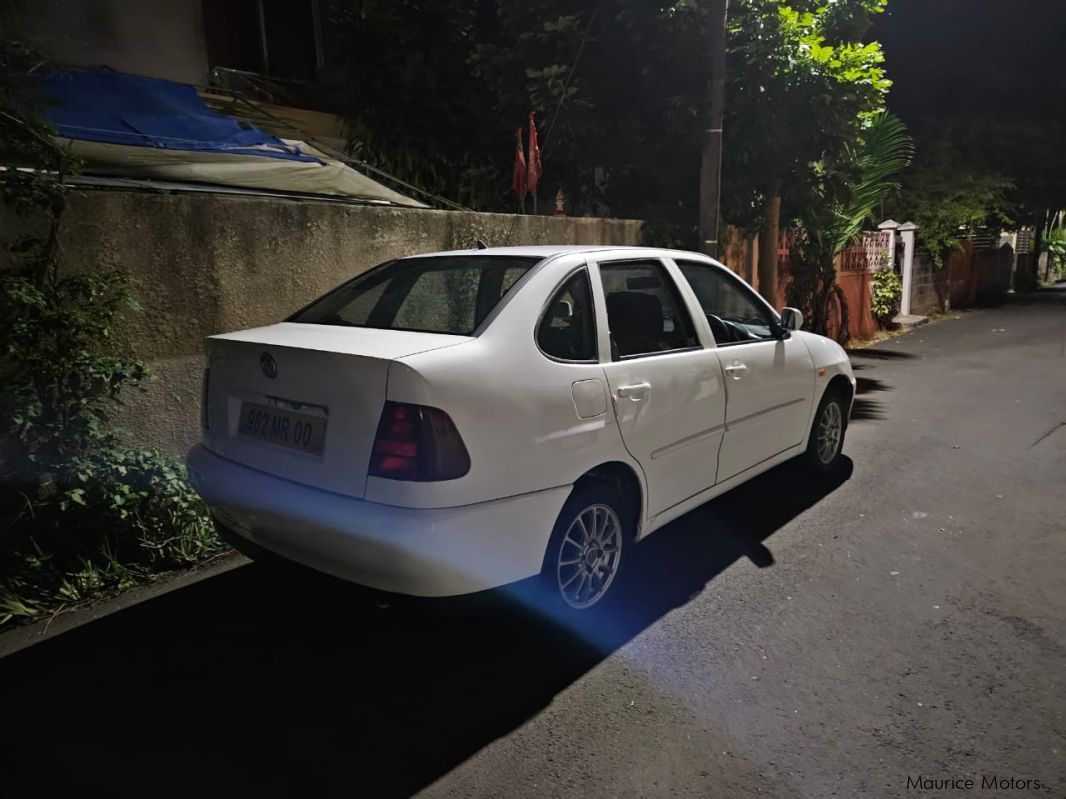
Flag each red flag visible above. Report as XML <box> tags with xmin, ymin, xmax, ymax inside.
<box><xmin>526</xmin><ymin>111</ymin><xmax>542</xmax><ymax>197</ymax></box>
<box><xmin>512</xmin><ymin>127</ymin><xmax>527</xmax><ymax>200</ymax></box>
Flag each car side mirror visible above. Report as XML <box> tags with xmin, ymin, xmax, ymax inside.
<box><xmin>780</xmin><ymin>307</ymin><xmax>804</xmax><ymax>331</ymax></box>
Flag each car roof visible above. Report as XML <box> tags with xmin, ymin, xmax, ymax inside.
<box><xmin>399</xmin><ymin>245</ymin><xmax>717</xmax><ymax>261</ymax></box>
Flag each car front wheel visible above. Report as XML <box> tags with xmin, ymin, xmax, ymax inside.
<box><xmin>541</xmin><ymin>480</ymin><xmax>632</xmax><ymax>614</ymax></box>
<box><xmin>804</xmin><ymin>389</ymin><xmax>846</xmax><ymax>471</ymax></box>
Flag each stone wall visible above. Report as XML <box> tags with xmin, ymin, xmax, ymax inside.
<box><xmin>42</xmin><ymin>189</ymin><xmax>642</xmax><ymax>455</ymax></box>
<box><xmin>909</xmin><ymin>254</ymin><xmax>947</xmax><ymax>316</ymax></box>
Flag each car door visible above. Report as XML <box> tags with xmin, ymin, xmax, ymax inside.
<box><xmin>670</xmin><ymin>258</ymin><xmax>815</xmax><ymax>483</ymax></box>
<box><xmin>588</xmin><ymin>256</ymin><xmax>727</xmax><ymax>519</ymax></box>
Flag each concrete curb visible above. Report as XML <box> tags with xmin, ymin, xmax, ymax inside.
<box><xmin>0</xmin><ymin>550</ymin><xmax>249</xmax><ymax>659</ymax></box>
<box><xmin>891</xmin><ymin>313</ymin><xmax>929</xmax><ymax>327</ymax></box>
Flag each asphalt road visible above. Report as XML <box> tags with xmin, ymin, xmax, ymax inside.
<box><xmin>2</xmin><ymin>289</ymin><xmax>1064</xmax><ymax>799</ymax></box>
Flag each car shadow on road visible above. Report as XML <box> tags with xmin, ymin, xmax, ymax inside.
<box><xmin>849</xmin><ymin>374</ymin><xmax>893</xmax><ymax>422</ymax></box>
<box><xmin>846</xmin><ymin>345</ymin><xmax>907</xmax><ymax>422</ymax></box>
<box><xmin>0</xmin><ymin>459</ymin><xmax>852</xmax><ymax>799</ymax></box>
<box><xmin>847</xmin><ymin>347</ymin><xmax>916</xmax><ymax>360</ymax></box>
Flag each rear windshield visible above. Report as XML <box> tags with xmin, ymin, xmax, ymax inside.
<box><xmin>289</xmin><ymin>255</ymin><xmax>540</xmax><ymax>335</ymax></box>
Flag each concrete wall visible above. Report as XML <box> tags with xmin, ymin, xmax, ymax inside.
<box><xmin>48</xmin><ymin>190</ymin><xmax>642</xmax><ymax>455</ymax></box>
<box><xmin>19</xmin><ymin>0</ymin><xmax>208</xmax><ymax>85</ymax></box>
<box><xmin>909</xmin><ymin>254</ymin><xmax>947</xmax><ymax>317</ymax></box>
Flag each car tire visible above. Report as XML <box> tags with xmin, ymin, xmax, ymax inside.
<box><xmin>804</xmin><ymin>388</ymin><xmax>846</xmax><ymax>472</ymax></box>
<box><xmin>539</xmin><ymin>479</ymin><xmax>634</xmax><ymax>617</ymax></box>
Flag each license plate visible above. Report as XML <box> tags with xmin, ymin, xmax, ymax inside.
<box><xmin>238</xmin><ymin>401</ymin><xmax>327</xmax><ymax>455</ymax></box>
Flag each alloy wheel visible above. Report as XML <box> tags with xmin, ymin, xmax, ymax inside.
<box><xmin>817</xmin><ymin>400</ymin><xmax>843</xmax><ymax>465</ymax></box>
<box><xmin>555</xmin><ymin>503</ymin><xmax>623</xmax><ymax>610</ymax></box>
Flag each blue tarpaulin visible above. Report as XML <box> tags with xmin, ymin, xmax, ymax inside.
<box><xmin>36</xmin><ymin>70</ymin><xmax>319</xmax><ymax>162</ymax></box>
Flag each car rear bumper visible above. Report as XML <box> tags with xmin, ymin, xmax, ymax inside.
<box><xmin>186</xmin><ymin>445</ymin><xmax>570</xmax><ymax>597</ymax></box>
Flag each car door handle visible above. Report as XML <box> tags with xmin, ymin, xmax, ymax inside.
<box><xmin>616</xmin><ymin>382</ymin><xmax>651</xmax><ymax>400</ymax></box>
<box><xmin>724</xmin><ymin>362</ymin><xmax>748</xmax><ymax>379</ymax></box>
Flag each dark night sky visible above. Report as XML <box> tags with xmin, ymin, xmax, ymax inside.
<box><xmin>873</xmin><ymin>0</ymin><xmax>1066</xmax><ymax>209</ymax></box>
<box><xmin>874</xmin><ymin>0</ymin><xmax>1066</xmax><ymax>127</ymax></box>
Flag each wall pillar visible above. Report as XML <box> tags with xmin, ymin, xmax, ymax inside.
<box><xmin>899</xmin><ymin>222</ymin><xmax>918</xmax><ymax>317</ymax></box>
<box><xmin>877</xmin><ymin>219</ymin><xmax>900</xmax><ymax>272</ymax></box>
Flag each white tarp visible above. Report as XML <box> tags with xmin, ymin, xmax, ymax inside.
<box><xmin>59</xmin><ymin>138</ymin><xmax>427</xmax><ymax>207</ymax></box>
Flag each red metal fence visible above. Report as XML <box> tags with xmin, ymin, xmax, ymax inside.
<box><xmin>723</xmin><ymin>226</ymin><xmax>890</xmax><ymax>342</ymax></box>
<box><xmin>722</xmin><ymin>224</ymin><xmax>1018</xmax><ymax>343</ymax></box>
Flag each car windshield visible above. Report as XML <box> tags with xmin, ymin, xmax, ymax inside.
<box><xmin>289</xmin><ymin>255</ymin><xmax>540</xmax><ymax>335</ymax></box>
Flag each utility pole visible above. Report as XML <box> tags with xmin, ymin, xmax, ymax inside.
<box><xmin>698</xmin><ymin>0</ymin><xmax>729</xmax><ymax>259</ymax></box>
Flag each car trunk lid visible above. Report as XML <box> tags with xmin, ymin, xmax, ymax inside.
<box><xmin>203</xmin><ymin>323</ymin><xmax>471</xmax><ymax>498</ymax></box>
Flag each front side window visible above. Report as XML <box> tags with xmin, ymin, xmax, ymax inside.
<box><xmin>676</xmin><ymin>260</ymin><xmax>775</xmax><ymax>344</ymax></box>
<box><xmin>290</xmin><ymin>255</ymin><xmax>539</xmax><ymax>335</ymax></box>
<box><xmin>537</xmin><ymin>270</ymin><xmax>597</xmax><ymax>361</ymax></box>
<box><xmin>599</xmin><ymin>260</ymin><xmax>698</xmax><ymax>359</ymax></box>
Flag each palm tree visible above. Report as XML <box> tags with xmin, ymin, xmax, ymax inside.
<box><xmin>791</xmin><ymin>111</ymin><xmax>913</xmax><ymax>338</ymax></box>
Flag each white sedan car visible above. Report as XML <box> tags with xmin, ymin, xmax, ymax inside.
<box><xmin>188</xmin><ymin>246</ymin><xmax>855</xmax><ymax>613</ymax></box>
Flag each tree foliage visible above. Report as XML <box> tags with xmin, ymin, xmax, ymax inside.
<box><xmin>1041</xmin><ymin>211</ymin><xmax>1066</xmax><ymax>280</ymax></box>
<box><xmin>0</xmin><ymin>29</ymin><xmax>149</xmax><ymax>468</ymax></box>
<box><xmin>787</xmin><ymin>110</ymin><xmax>912</xmax><ymax>337</ymax></box>
<box><xmin>870</xmin><ymin>265</ymin><xmax>902</xmax><ymax>325</ymax></box>
<box><xmin>806</xmin><ymin>110</ymin><xmax>913</xmax><ymax>258</ymax></box>
<box><xmin>885</xmin><ymin>135</ymin><xmax>1013</xmax><ymax>266</ymax></box>
<box><xmin>328</xmin><ymin>0</ymin><xmax>715</xmax><ymax>224</ymax></box>
<box><xmin>327</xmin><ymin>0</ymin><xmax>898</xmax><ymax>253</ymax></box>
<box><xmin>872</xmin><ymin>0</ymin><xmax>1066</xmax><ymax>225</ymax></box>
<box><xmin>0</xmin><ymin>6</ymin><xmax>220</xmax><ymax>624</ymax></box>
<box><xmin>326</xmin><ymin>1</ymin><xmax>499</xmax><ymax>208</ymax></box>
<box><xmin>721</xmin><ymin>0</ymin><xmax>892</xmax><ymax>228</ymax></box>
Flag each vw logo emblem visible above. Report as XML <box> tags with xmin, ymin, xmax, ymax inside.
<box><xmin>259</xmin><ymin>352</ymin><xmax>278</xmax><ymax>379</ymax></box>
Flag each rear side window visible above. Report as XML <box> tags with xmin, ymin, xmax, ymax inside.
<box><xmin>600</xmin><ymin>260</ymin><xmax>698</xmax><ymax>359</ymax></box>
<box><xmin>537</xmin><ymin>270</ymin><xmax>597</xmax><ymax>362</ymax></box>
<box><xmin>290</xmin><ymin>255</ymin><xmax>539</xmax><ymax>335</ymax></box>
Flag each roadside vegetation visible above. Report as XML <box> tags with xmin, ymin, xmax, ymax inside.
<box><xmin>1040</xmin><ymin>211</ymin><xmax>1066</xmax><ymax>284</ymax></box>
<box><xmin>884</xmin><ymin>135</ymin><xmax>1014</xmax><ymax>268</ymax></box>
<box><xmin>870</xmin><ymin>266</ymin><xmax>903</xmax><ymax>326</ymax></box>
<box><xmin>0</xmin><ymin>22</ymin><xmax>221</xmax><ymax>626</ymax></box>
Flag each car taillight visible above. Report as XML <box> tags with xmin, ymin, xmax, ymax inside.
<box><xmin>369</xmin><ymin>401</ymin><xmax>471</xmax><ymax>482</ymax></box>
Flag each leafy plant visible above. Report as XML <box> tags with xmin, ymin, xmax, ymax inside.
<box><xmin>1045</xmin><ymin>232</ymin><xmax>1066</xmax><ymax>274</ymax></box>
<box><xmin>788</xmin><ymin>111</ymin><xmax>912</xmax><ymax>338</ymax></box>
<box><xmin>822</xmin><ymin>111</ymin><xmax>914</xmax><ymax>256</ymax></box>
<box><xmin>1041</xmin><ymin>211</ymin><xmax>1066</xmax><ymax>281</ymax></box>
<box><xmin>886</xmin><ymin>135</ymin><xmax>1014</xmax><ymax>267</ymax></box>
<box><xmin>870</xmin><ymin>266</ymin><xmax>902</xmax><ymax>325</ymax></box>
<box><xmin>0</xmin><ymin>448</ymin><xmax>219</xmax><ymax>623</ymax></box>
<box><xmin>0</xmin><ymin>9</ymin><xmax>221</xmax><ymax>625</ymax></box>
<box><xmin>723</xmin><ymin>0</ymin><xmax>892</xmax><ymax>230</ymax></box>
<box><xmin>1</xmin><ymin>264</ymin><xmax>152</xmax><ymax>464</ymax></box>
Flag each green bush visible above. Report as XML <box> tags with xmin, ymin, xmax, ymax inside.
<box><xmin>1043</xmin><ymin>226</ymin><xmax>1066</xmax><ymax>282</ymax></box>
<box><xmin>0</xmin><ymin>449</ymin><xmax>221</xmax><ymax>624</ymax></box>
<box><xmin>871</xmin><ymin>266</ymin><xmax>902</xmax><ymax>326</ymax></box>
<box><xmin>1</xmin><ymin>17</ymin><xmax>220</xmax><ymax>625</ymax></box>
